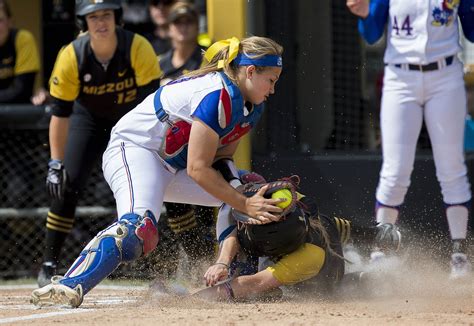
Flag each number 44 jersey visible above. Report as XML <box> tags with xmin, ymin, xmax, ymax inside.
<box><xmin>384</xmin><ymin>0</ymin><xmax>463</xmax><ymax>64</ymax></box>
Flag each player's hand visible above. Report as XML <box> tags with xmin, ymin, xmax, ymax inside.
<box><xmin>244</xmin><ymin>185</ymin><xmax>283</xmax><ymax>224</ymax></box>
<box><xmin>31</xmin><ymin>88</ymin><xmax>52</xmax><ymax>106</ymax></box>
<box><xmin>46</xmin><ymin>159</ymin><xmax>67</xmax><ymax>200</ymax></box>
<box><xmin>204</xmin><ymin>263</ymin><xmax>229</xmax><ymax>287</ymax></box>
<box><xmin>346</xmin><ymin>0</ymin><xmax>369</xmax><ymax>18</ymax></box>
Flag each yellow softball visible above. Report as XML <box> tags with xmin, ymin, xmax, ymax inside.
<box><xmin>271</xmin><ymin>189</ymin><xmax>293</xmax><ymax>209</ymax></box>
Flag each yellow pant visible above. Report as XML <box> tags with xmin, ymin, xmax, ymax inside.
<box><xmin>267</xmin><ymin>243</ymin><xmax>325</xmax><ymax>285</ymax></box>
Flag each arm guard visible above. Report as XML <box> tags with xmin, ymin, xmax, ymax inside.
<box><xmin>212</xmin><ymin>158</ymin><xmax>241</xmax><ymax>188</ymax></box>
<box><xmin>51</xmin><ymin>97</ymin><xmax>74</xmax><ymax>117</ymax></box>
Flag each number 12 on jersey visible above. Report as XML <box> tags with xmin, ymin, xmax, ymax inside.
<box><xmin>392</xmin><ymin>15</ymin><xmax>413</xmax><ymax>37</ymax></box>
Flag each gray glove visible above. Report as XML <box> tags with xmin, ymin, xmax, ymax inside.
<box><xmin>374</xmin><ymin>223</ymin><xmax>401</xmax><ymax>252</ymax></box>
<box><xmin>46</xmin><ymin>159</ymin><xmax>67</xmax><ymax>200</ymax></box>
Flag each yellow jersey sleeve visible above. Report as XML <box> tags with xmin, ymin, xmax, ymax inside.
<box><xmin>130</xmin><ymin>34</ymin><xmax>162</xmax><ymax>86</ymax></box>
<box><xmin>49</xmin><ymin>44</ymin><xmax>80</xmax><ymax>101</ymax></box>
<box><xmin>14</xmin><ymin>30</ymin><xmax>40</xmax><ymax>75</ymax></box>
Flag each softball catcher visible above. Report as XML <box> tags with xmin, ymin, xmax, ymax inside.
<box><xmin>31</xmin><ymin>36</ymin><xmax>284</xmax><ymax>308</ymax></box>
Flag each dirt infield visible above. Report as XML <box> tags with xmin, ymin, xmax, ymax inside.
<box><xmin>1</xmin><ymin>251</ymin><xmax>473</xmax><ymax>325</ymax></box>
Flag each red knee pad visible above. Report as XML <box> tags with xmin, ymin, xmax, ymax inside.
<box><xmin>136</xmin><ymin>215</ymin><xmax>159</xmax><ymax>255</ymax></box>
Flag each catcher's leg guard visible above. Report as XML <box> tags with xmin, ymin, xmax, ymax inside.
<box><xmin>44</xmin><ymin>211</ymin><xmax>158</xmax><ymax>299</ymax></box>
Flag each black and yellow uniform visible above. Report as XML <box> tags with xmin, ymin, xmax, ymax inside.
<box><xmin>265</xmin><ymin>213</ymin><xmax>346</xmax><ymax>293</ymax></box>
<box><xmin>238</xmin><ymin>196</ymin><xmax>348</xmax><ymax>294</ymax></box>
<box><xmin>49</xmin><ymin>28</ymin><xmax>159</xmax><ymax>120</ymax></box>
<box><xmin>158</xmin><ymin>45</ymin><xmax>204</xmax><ymax>86</ymax></box>
<box><xmin>43</xmin><ymin>27</ymin><xmax>160</xmax><ymax>266</ymax></box>
<box><xmin>0</xmin><ymin>28</ymin><xmax>39</xmax><ymax>103</ymax></box>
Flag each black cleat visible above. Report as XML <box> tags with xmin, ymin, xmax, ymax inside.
<box><xmin>37</xmin><ymin>262</ymin><xmax>57</xmax><ymax>288</ymax></box>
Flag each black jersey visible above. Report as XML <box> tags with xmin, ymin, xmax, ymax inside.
<box><xmin>258</xmin><ymin>197</ymin><xmax>346</xmax><ymax>292</ymax></box>
<box><xmin>158</xmin><ymin>45</ymin><xmax>204</xmax><ymax>85</ymax></box>
<box><xmin>305</xmin><ymin>213</ymin><xmax>346</xmax><ymax>286</ymax></box>
<box><xmin>144</xmin><ymin>31</ymin><xmax>171</xmax><ymax>56</ymax></box>
<box><xmin>49</xmin><ymin>28</ymin><xmax>160</xmax><ymax>121</ymax></box>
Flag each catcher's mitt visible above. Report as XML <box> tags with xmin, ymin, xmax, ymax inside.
<box><xmin>232</xmin><ymin>176</ymin><xmax>300</xmax><ymax>224</ymax></box>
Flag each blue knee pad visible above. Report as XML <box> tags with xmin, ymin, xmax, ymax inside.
<box><xmin>60</xmin><ymin>211</ymin><xmax>158</xmax><ymax>295</ymax></box>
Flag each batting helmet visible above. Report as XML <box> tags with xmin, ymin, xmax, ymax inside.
<box><xmin>75</xmin><ymin>0</ymin><xmax>122</xmax><ymax>32</ymax></box>
<box><xmin>237</xmin><ymin>206</ymin><xmax>309</xmax><ymax>258</ymax></box>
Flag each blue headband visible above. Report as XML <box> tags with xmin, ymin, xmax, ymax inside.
<box><xmin>233</xmin><ymin>54</ymin><xmax>282</xmax><ymax>67</ymax></box>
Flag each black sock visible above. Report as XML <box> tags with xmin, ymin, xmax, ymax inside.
<box><xmin>43</xmin><ymin>228</ymin><xmax>69</xmax><ymax>265</ymax></box>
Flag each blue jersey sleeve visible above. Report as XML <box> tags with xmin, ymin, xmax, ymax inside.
<box><xmin>459</xmin><ymin>0</ymin><xmax>474</xmax><ymax>42</ymax></box>
<box><xmin>192</xmin><ymin>89</ymin><xmax>222</xmax><ymax>134</ymax></box>
<box><xmin>358</xmin><ymin>0</ymin><xmax>389</xmax><ymax>44</ymax></box>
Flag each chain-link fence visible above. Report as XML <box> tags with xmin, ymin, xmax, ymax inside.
<box><xmin>0</xmin><ymin>105</ymin><xmax>215</xmax><ymax>280</ymax></box>
<box><xmin>0</xmin><ymin>105</ymin><xmax>148</xmax><ymax>279</ymax></box>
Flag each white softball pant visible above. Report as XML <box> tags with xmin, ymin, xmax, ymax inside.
<box><xmin>102</xmin><ymin>141</ymin><xmax>222</xmax><ymax>219</ymax></box>
<box><xmin>376</xmin><ymin>60</ymin><xmax>471</xmax><ymax>206</ymax></box>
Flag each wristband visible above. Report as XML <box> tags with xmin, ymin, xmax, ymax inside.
<box><xmin>48</xmin><ymin>159</ymin><xmax>64</xmax><ymax>169</ymax></box>
<box><xmin>213</xmin><ymin>262</ymin><xmax>230</xmax><ymax>269</ymax></box>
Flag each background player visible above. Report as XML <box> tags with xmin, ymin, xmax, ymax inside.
<box><xmin>158</xmin><ymin>1</ymin><xmax>206</xmax><ymax>85</ymax></box>
<box><xmin>31</xmin><ymin>36</ymin><xmax>284</xmax><ymax>308</ymax></box>
<box><xmin>37</xmin><ymin>0</ymin><xmax>160</xmax><ymax>287</ymax></box>
<box><xmin>346</xmin><ymin>0</ymin><xmax>474</xmax><ymax>279</ymax></box>
<box><xmin>145</xmin><ymin>0</ymin><xmax>177</xmax><ymax>55</ymax></box>
<box><xmin>0</xmin><ymin>0</ymin><xmax>39</xmax><ymax>103</ymax></box>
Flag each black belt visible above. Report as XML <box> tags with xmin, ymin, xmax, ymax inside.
<box><xmin>392</xmin><ymin>55</ymin><xmax>454</xmax><ymax>72</ymax></box>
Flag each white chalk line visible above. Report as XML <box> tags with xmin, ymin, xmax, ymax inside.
<box><xmin>0</xmin><ymin>284</ymin><xmax>147</xmax><ymax>291</ymax></box>
<box><xmin>0</xmin><ymin>284</ymin><xmax>143</xmax><ymax>324</ymax></box>
<box><xmin>0</xmin><ymin>309</ymin><xmax>93</xmax><ymax>324</ymax></box>
<box><xmin>0</xmin><ymin>297</ymin><xmax>137</xmax><ymax>310</ymax></box>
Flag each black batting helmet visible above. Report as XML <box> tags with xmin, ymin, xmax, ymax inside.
<box><xmin>75</xmin><ymin>0</ymin><xmax>122</xmax><ymax>31</ymax></box>
<box><xmin>237</xmin><ymin>206</ymin><xmax>309</xmax><ymax>258</ymax></box>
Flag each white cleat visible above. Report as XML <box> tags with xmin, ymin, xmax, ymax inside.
<box><xmin>449</xmin><ymin>253</ymin><xmax>472</xmax><ymax>280</ymax></box>
<box><xmin>31</xmin><ymin>276</ymin><xmax>83</xmax><ymax>308</ymax></box>
<box><xmin>369</xmin><ymin>250</ymin><xmax>386</xmax><ymax>264</ymax></box>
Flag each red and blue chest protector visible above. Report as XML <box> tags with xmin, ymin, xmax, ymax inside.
<box><xmin>153</xmin><ymin>72</ymin><xmax>264</xmax><ymax>170</ymax></box>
